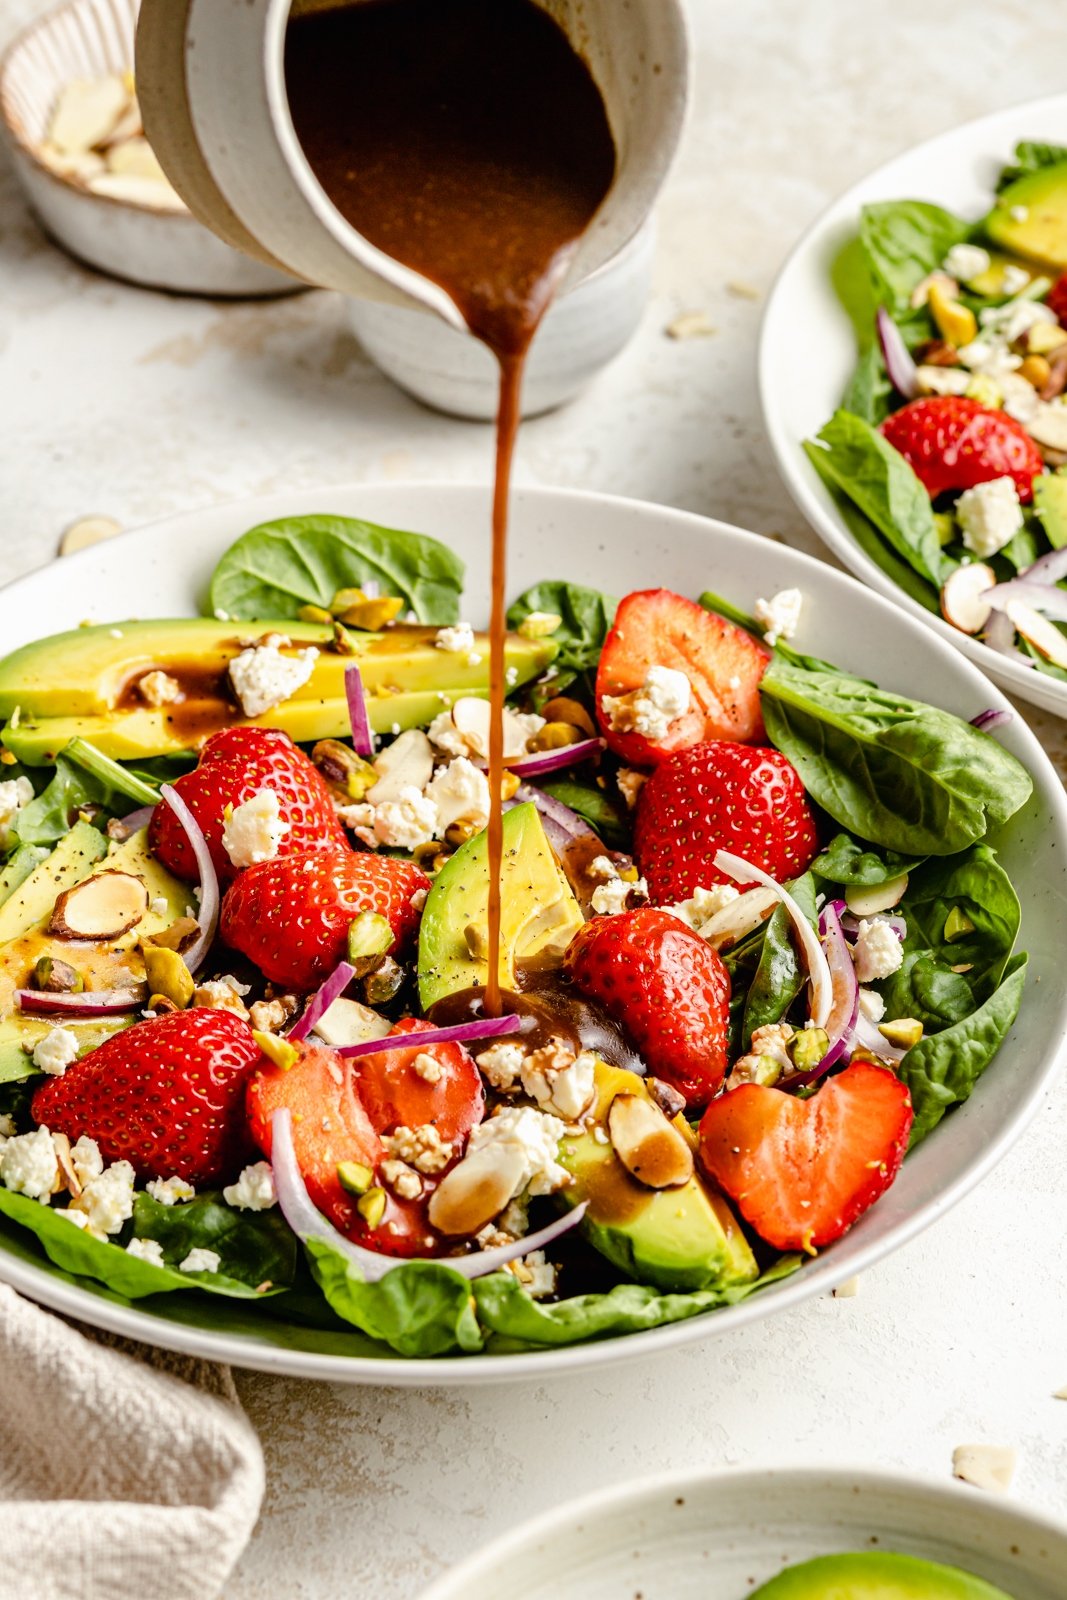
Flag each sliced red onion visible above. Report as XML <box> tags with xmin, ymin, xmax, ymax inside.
<box><xmin>159</xmin><ymin>784</ymin><xmax>219</xmax><ymax>975</ymax></box>
<box><xmin>877</xmin><ymin>306</ymin><xmax>919</xmax><ymax>399</ymax></box>
<box><xmin>271</xmin><ymin>1107</ymin><xmax>586</xmax><ymax>1283</ymax></box>
<box><xmin>1021</xmin><ymin>545</ymin><xmax>1067</xmax><ymax>586</ymax></box>
<box><xmin>841</xmin><ymin>910</ymin><xmax>906</xmax><ymax>943</ymax></box>
<box><xmin>854</xmin><ymin>1011</ymin><xmax>905</xmax><ymax>1062</ymax></box>
<box><xmin>715</xmin><ymin>849</ymin><xmax>833</xmax><ymax>1028</ymax></box>
<box><xmin>499</xmin><ymin>738</ymin><xmax>604</xmax><ymax>780</ymax></box>
<box><xmin>970</xmin><ymin>708</ymin><xmax>1014</xmax><ymax>732</ymax></box>
<box><xmin>16</xmin><ymin>986</ymin><xmax>146</xmax><ymax>1017</ymax></box>
<box><xmin>983</xmin><ymin>607</ymin><xmax>1036</xmax><ymax>669</ymax></box>
<box><xmin>117</xmin><ymin>804</ymin><xmax>154</xmax><ymax>834</ymax></box>
<box><xmin>785</xmin><ymin>903</ymin><xmax>858</xmax><ymax>1087</ymax></box>
<box><xmin>288</xmin><ymin>961</ymin><xmax>357</xmax><ymax>1043</ymax></box>
<box><xmin>988</xmin><ymin>578</ymin><xmax>1067</xmax><ymax>622</ymax></box>
<box><xmin>514</xmin><ymin>785</ymin><xmax>593</xmax><ymax>850</ymax></box>
<box><xmin>344</xmin><ymin>664</ymin><xmax>374</xmax><ymax>757</ymax></box>
<box><xmin>337</xmin><ymin>1013</ymin><xmax>522</xmax><ymax>1058</ymax></box>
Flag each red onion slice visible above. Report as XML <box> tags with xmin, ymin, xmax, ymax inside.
<box><xmin>1021</xmin><ymin>545</ymin><xmax>1067</xmax><ymax>586</ymax></box>
<box><xmin>877</xmin><ymin>306</ymin><xmax>919</xmax><ymax>400</ymax></box>
<box><xmin>784</xmin><ymin>903</ymin><xmax>858</xmax><ymax>1087</ymax></box>
<box><xmin>345</xmin><ymin>664</ymin><xmax>374</xmax><ymax>757</ymax></box>
<box><xmin>337</xmin><ymin>1013</ymin><xmax>522</xmax><ymax>1058</ymax></box>
<box><xmin>159</xmin><ymin>784</ymin><xmax>219</xmax><ymax>975</ymax></box>
<box><xmin>288</xmin><ymin>961</ymin><xmax>357</xmax><ymax>1043</ymax></box>
<box><xmin>988</xmin><ymin>578</ymin><xmax>1067</xmax><ymax>621</ymax></box>
<box><xmin>970</xmin><ymin>708</ymin><xmax>1014</xmax><ymax>732</ymax></box>
<box><xmin>983</xmin><ymin>607</ymin><xmax>1036</xmax><ymax>669</ymax></box>
<box><xmin>854</xmin><ymin>1011</ymin><xmax>905</xmax><ymax>1062</ymax></box>
<box><xmin>271</xmin><ymin>1107</ymin><xmax>586</xmax><ymax>1283</ymax></box>
<box><xmin>498</xmin><ymin>738</ymin><xmax>604</xmax><ymax>780</ymax></box>
<box><xmin>16</xmin><ymin>986</ymin><xmax>146</xmax><ymax>1017</ymax></box>
<box><xmin>697</xmin><ymin>885</ymin><xmax>778</xmax><ymax>950</ymax></box>
<box><xmin>715</xmin><ymin>849</ymin><xmax>833</xmax><ymax>1028</ymax></box>
<box><xmin>514</xmin><ymin>784</ymin><xmax>593</xmax><ymax>850</ymax></box>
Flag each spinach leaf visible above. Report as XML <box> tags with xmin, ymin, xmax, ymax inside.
<box><xmin>813</xmin><ymin>832</ymin><xmax>926</xmax><ymax>887</ymax></box>
<box><xmin>64</xmin><ymin>739</ymin><xmax>160</xmax><ymax>805</ymax></box>
<box><xmin>539</xmin><ymin>778</ymin><xmax>630</xmax><ymax>848</ymax></box>
<box><xmin>881</xmin><ymin>953</ymin><xmax>977</xmax><ymax>1033</ymax></box>
<box><xmin>858</xmin><ymin>200</ymin><xmax>969</xmax><ymax>312</ymax></box>
<box><xmin>131</xmin><ymin>1192</ymin><xmax>298</xmax><ymax>1291</ymax></box>
<box><xmin>507</xmin><ymin>581</ymin><xmax>616</xmax><ymax>692</ymax></box>
<box><xmin>898</xmin><ymin>954</ymin><xmax>1027</xmax><ymax>1145</ymax></box>
<box><xmin>305</xmin><ymin>1239</ymin><xmax>484</xmax><ymax>1357</ymax></box>
<box><xmin>759</xmin><ymin>655</ymin><xmax>1033</xmax><ymax>856</ymax></box>
<box><xmin>804</xmin><ymin>442</ymin><xmax>941</xmax><ymax>615</ymax></box>
<box><xmin>742</xmin><ymin>872</ymin><xmax>816</xmax><ymax>1048</ymax></box>
<box><xmin>996</xmin><ymin>142</ymin><xmax>1067</xmax><ymax>191</ymax></box>
<box><xmin>806</xmin><ymin>412</ymin><xmax>944</xmax><ymax>587</ymax></box>
<box><xmin>14</xmin><ymin>757</ymin><xmax>114</xmax><ymax>847</ymax></box>
<box><xmin>206</xmin><ymin>514</ymin><xmax>465</xmax><ymax>624</ymax></box>
<box><xmin>842</xmin><ymin>342</ymin><xmax>894</xmax><ymax>426</ymax></box>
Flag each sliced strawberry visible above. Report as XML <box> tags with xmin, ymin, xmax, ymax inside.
<box><xmin>634</xmin><ymin>740</ymin><xmax>819</xmax><ymax>904</ymax></box>
<box><xmin>595</xmin><ymin>589</ymin><xmax>769</xmax><ymax>765</ymax></box>
<box><xmin>353</xmin><ymin>1016</ymin><xmax>485</xmax><ymax>1146</ymax></box>
<box><xmin>880</xmin><ymin>395</ymin><xmax>1044</xmax><ymax>503</ymax></box>
<box><xmin>698</xmin><ymin>1061</ymin><xmax>913</xmax><ymax>1253</ymax></box>
<box><xmin>1047</xmin><ymin>274</ymin><xmax>1067</xmax><ymax>327</ymax></box>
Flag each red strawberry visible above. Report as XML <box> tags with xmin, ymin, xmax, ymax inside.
<box><xmin>880</xmin><ymin>395</ymin><xmax>1043</xmax><ymax>503</ymax></box>
<box><xmin>634</xmin><ymin>741</ymin><xmax>818</xmax><ymax>905</ymax></box>
<box><xmin>1047</xmin><ymin>274</ymin><xmax>1067</xmax><ymax>327</ymax></box>
<box><xmin>595</xmin><ymin>589</ymin><xmax>769</xmax><ymax>765</ymax></box>
<box><xmin>149</xmin><ymin>726</ymin><xmax>347</xmax><ymax>886</ymax></box>
<box><xmin>699</xmin><ymin>1062</ymin><xmax>913</xmax><ymax>1252</ymax></box>
<box><xmin>563</xmin><ymin>907</ymin><xmax>730</xmax><ymax>1107</ymax></box>
<box><xmin>32</xmin><ymin>1008</ymin><xmax>259</xmax><ymax>1184</ymax></box>
<box><xmin>220</xmin><ymin>842</ymin><xmax>428</xmax><ymax>991</ymax></box>
<box><xmin>354</xmin><ymin>1016</ymin><xmax>484</xmax><ymax>1146</ymax></box>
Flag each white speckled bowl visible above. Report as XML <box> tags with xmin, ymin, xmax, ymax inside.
<box><xmin>0</xmin><ymin>0</ymin><xmax>300</xmax><ymax>296</ymax></box>
<box><xmin>416</xmin><ymin>1467</ymin><xmax>1067</xmax><ymax>1599</ymax></box>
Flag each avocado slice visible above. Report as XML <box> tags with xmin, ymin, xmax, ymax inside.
<box><xmin>984</xmin><ymin>161</ymin><xmax>1067</xmax><ymax>271</ymax></box>
<box><xmin>1033</xmin><ymin>470</ymin><xmax>1067</xmax><ymax>549</ymax></box>
<box><xmin>965</xmin><ymin>249</ymin><xmax>1038</xmax><ymax>298</ymax></box>
<box><xmin>750</xmin><ymin>1551</ymin><xmax>1016</xmax><ymax>1598</ymax></box>
<box><xmin>417</xmin><ymin>802</ymin><xmax>585</xmax><ymax>1010</ymax></box>
<box><xmin>0</xmin><ymin>618</ymin><xmax>556</xmax><ymax>763</ymax></box>
<box><xmin>0</xmin><ymin>844</ymin><xmax>50</xmax><ymax>907</ymax></box>
<box><xmin>0</xmin><ymin>825</ymin><xmax>192</xmax><ymax>1081</ymax></box>
<box><xmin>559</xmin><ymin>1062</ymin><xmax>757</xmax><ymax>1293</ymax></box>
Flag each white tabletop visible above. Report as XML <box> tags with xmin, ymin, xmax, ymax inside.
<box><xmin>3</xmin><ymin>0</ymin><xmax>1067</xmax><ymax>1593</ymax></box>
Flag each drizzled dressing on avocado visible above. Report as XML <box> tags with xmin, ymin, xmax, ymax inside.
<box><xmin>284</xmin><ymin>0</ymin><xmax>616</xmax><ymax>1013</ymax></box>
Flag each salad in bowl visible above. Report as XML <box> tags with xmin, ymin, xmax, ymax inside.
<box><xmin>0</xmin><ymin>510</ymin><xmax>1035</xmax><ymax>1360</ymax></box>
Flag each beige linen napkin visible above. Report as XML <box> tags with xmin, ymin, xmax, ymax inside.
<box><xmin>0</xmin><ymin>1284</ymin><xmax>264</xmax><ymax>1600</ymax></box>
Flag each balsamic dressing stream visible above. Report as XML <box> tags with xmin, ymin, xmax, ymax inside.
<box><xmin>285</xmin><ymin>0</ymin><xmax>616</xmax><ymax>1014</ymax></box>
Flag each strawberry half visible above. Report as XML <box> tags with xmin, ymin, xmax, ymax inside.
<box><xmin>355</xmin><ymin>1016</ymin><xmax>484</xmax><ymax>1147</ymax></box>
<box><xmin>563</xmin><ymin>906</ymin><xmax>730</xmax><ymax>1107</ymax></box>
<box><xmin>220</xmin><ymin>842</ymin><xmax>428</xmax><ymax>991</ymax></box>
<box><xmin>595</xmin><ymin>589</ymin><xmax>769</xmax><ymax>765</ymax></box>
<box><xmin>634</xmin><ymin>740</ymin><xmax>819</xmax><ymax>905</ymax></box>
<box><xmin>149</xmin><ymin>726</ymin><xmax>347</xmax><ymax>886</ymax></box>
<box><xmin>698</xmin><ymin>1061</ymin><xmax>913</xmax><ymax>1253</ymax></box>
<box><xmin>880</xmin><ymin>395</ymin><xmax>1044</xmax><ymax>503</ymax></box>
<box><xmin>1047</xmin><ymin>273</ymin><xmax>1067</xmax><ymax>327</ymax></box>
<box><xmin>32</xmin><ymin>1007</ymin><xmax>260</xmax><ymax>1184</ymax></box>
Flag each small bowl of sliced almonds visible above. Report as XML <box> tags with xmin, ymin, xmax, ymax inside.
<box><xmin>0</xmin><ymin>0</ymin><xmax>300</xmax><ymax>296</ymax></box>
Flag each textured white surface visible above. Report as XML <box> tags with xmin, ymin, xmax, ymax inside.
<box><xmin>2</xmin><ymin>0</ymin><xmax>1067</xmax><ymax>1595</ymax></box>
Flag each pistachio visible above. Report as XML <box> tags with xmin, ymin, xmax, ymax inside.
<box><xmin>147</xmin><ymin>994</ymin><xmax>180</xmax><ymax>1014</ymax></box>
<box><xmin>1019</xmin><ymin>353</ymin><xmax>1052</xmax><ymax>390</ymax></box>
<box><xmin>944</xmin><ymin>906</ymin><xmax>975</xmax><ymax>942</ymax></box>
<box><xmin>928</xmin><ymin>280</ymin><xmax>977</xmax><ymax>347</ymax></box>
<box><xmin>517</xmin><ymin>611</ymin><xmax>562</xmax><ymax>640</ymax></box>
<box><xmin>252</xmin><ymin>1030</ymin><xmax>299</xmax><ymax>1071</ymax></box>
<box><xmin>363</xmin><ymin>956</ymin><xmax>404</xmax><ymax>1006</ymax></box>
<box><xmin>337</xmin><ymin>1161</ymin><xmax>374</xmax><ymax>1196</ymax></box>
<box><xmin>32</xmin><ymin>956</ymin><xmax>83</xmax><ymax>994</ymax></box>
<box><xmin>540</xmin><ymin>696</ymin><xmax>597</xmax><ymax>737</ymax></box>
<box><xmin>146</xmin><ymin>915</ymin><xmax>200</xmax><ymax>952</ymax></box>
<box><xmin>297</xmin><ymin>604</ymin><xmax>334</xmax><ymax>624</ymax></box>
<box><xmin>428</xmin><ymin>1146</ymin><xmax>525</xmax><ymax>1236</ymax></box>
<box><xmin>879</xmin><ymin>1017</ymin><xmax>923</xmax><ymax>1050</ymax></box>
<box><xmin>356</xmin><ymin>1186</ymin><xmax>387</xmax><ymax>1228</ymax></box>
<box><xmin>50</xmin><ymin>871</ymin><xmax>149</xmax><ymax>940</ymax></box>
<box><xmin>310</xmin><ymin>738</ymin><xmax>377</xmax><ymax>801</ymax></box>
<box><xmin>729</xmin><ymin>1053</ymin><xmax>783</xmax><ymax>1088</ymax></box>
<box><xmin>464</xmin><ymin>922</ymin><xmax>490</xmax><ymax>960</ymax></box>
<box><xmin>912</xmin><ymin>338</ymin><xmax>960</xmax><ymax>368</ymax></box>
<box><xmin>646</xmin><ymin>1077</ymin><xmax>686</xmax><ymax>1120</ymax></box>
<box><xmin>787</xmin><ymin>1027</ymin><xmax>830</xmax><ymax>1073</ymax></box>
<box><xmin>606</xmin><ymin>1093</ymin><xmax>693</xmax><ymax>1189</ymax></box>
<box><xmin>1024</xmin><ymin>321</ymin><xmax>1067</xmax><ymax>356</ymax></box>
<box><xmin>528</xmin><ymin>721</ymin><xmax>581</xmax><ymax>751</ymax></box>
<box><xmin>346</xmin><ymin>910</ymin><xmax>393</xmax><ymax>975</ymax></box>
<box><xmin>330</xmin><ymin>587</ymin><xmax>368</xmax><ymax>615</ymax></box>
<box><xmin>845</xmin><ymin>875</ymin><xmax>910</xmax><ymax>918</ymax></box>
<box><xmin>445</xmin><ymin>819</ymin><xmax>479</xmax><ymax>846</ymax></box>
<box><xmin>142</xmin><ymin>946</ymin><xmax>195</xmax><ymax>1010</ymax></box>
<box><xmin>329</xmin><ymin>621</ymin><xmax>358</xmax><ymax>655</ymax></box>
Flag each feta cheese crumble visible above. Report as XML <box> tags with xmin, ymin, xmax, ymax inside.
<box><xmin>138</xmin><ymin>670</ymin><xmax>183</xmax><ymax>708</ymax></box>
<box><xmin>476</xmin><ymin>1040</ymin><xmax>527</xmax><ymax>1092</ymax></box>
<box><xmin>466</xmin><ymin>1106</ymin><xmax>568</xmax><ymax>1196</ymax></box>
<box><xmin>221</xmin><ymin>788</ymin><xmax>290</xmax><ymax>870</ymax></box>
<box><xmin>146</xmin><ymin>1175</ymin><xmax>196</xmax><ymax>1206</ymax></box>
<box><xmin>590</xmin><ymin>877</ymin><xmax>631</xmax><ymax>917</ymax></box>
<box><xmin>602</xmin><ymin>664</ymin><xmax>691</xmax><ymax>742</ymax></box>
<box><xmin>668</xmin><ymin>883</ymin><xmax>740</xmax><ymax>934</ymax></box>
<box><xmin>380</xmin><ymin>1158</ymin><xmax>422</xmax><ymax>1200</ymax></box>
<box><xmin>31</xmin><ymin>1025</ymin><xmax>79</xmax><ymax>1077</ymax></box>
<box><xmin>434</xmin><ymin>622</ymin><xmax>476</xmax><ymax>654</ymax></box>
<box><xmin>228</xmin><ymin>637</ymin><xmax>318</xmax><ymax>718</ymax></box>
<box><xmin>754</xmin><ymin>587</ymin><xmax>803</xmax><ymax>646</ymax></box>
<box><xmin>369</xmin><ymin>787</ymin><xmax>439</xmax><ymax>851</ymax></box>
<box><xmin>956</xmin><ymin>476</ymin><xmax>1024</xmax><ymax>559</ymax></box>
<box><xmin>943</xmin><ymin>242</ymin><xmax>991</xmax><ymax>283</ymax></box>
<box><xmin>223</xmin><ymin>1160</ymin><xmax>276</xmax><ymax>1211</ymax></box>
<box><xmin>616</xmin><ymin>767</ymin><xmax>646</xmax><ymax>809</ymax></box>
<box><xmin>73</xmin><ymin>1160</ymin><xmax>136</xmax><ymax>1234</ymax></box>
<box><xmin>126</xmin><ymin>1237</ymin><xmax>166</xmax><ymax>1267</ymax></box>
<box><xmin>71</xmin><ymin>1135</ymin><xmax>103</xmax><ymax>1187</ymax></box>
<box><xmin>858</xmin><ymin>987</ymin><xmax>886</xmax><ymax>1023</ymax></box>
<box><xmin>385</xmin><ymin>1123</ymin><xmax>453</xmax><ymax>1174</ymax></box>
<box><xmin>425</xmin><ymin>757</ymin><xmax>490</xmax><ymax>835</ymax></box>
<box><xmin>520</xmin><ymin>1040</ymin><xmax>596</xmax><ymax>1121</ymax></box>
<box><xmin>0</xmin><ymin>776</ymin><xmax>33</xmax><ymax>849</ymax></box>
<box><xmin>0</xmin><ymin>1126</ymin><xmax>58</xmax><ymax>1202</ymax></box>
<box><xmin>851</xmin><ymin>917</ymin><xmax>904</xmax><ymax>983</ymax></box>
<box><xmin>180</xmin><ymin>1247</ymin><xmax>221</xmax><ymax>1275</ymax></box>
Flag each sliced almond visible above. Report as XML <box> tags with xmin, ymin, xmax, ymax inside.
<box><xmin>59</xmin><ymin>515</ymin><xmax>120</xmax><ymax>557</ymax></box>
<box><xmin>313</xmin><ymin>996</ymin><xmax>391</xmax><ymax>1049</ymax></box>
<box><xmin>100</xmin><ymin>96</ymin><xmax>143</xmax><ymax>149</ymax></box>
<box><xmin>49</xmin><ymin>76</ymin><xmax>128</xmax><ymax>155</ymax></box>
<box><xmin>845</xmin><ymin>874</ymin><xmax>909</xmax><ymax>917</ymax></box>
<box><xmin>52</xmin><ymin>1133</ymin><xmax>81</xmax><ymax>1199</ymax></box>
<box><xmin>366</xmin><ymin>728</ymin><xmax>434</xmax><ymax>805</ymax></box>
<box><xmin>86</xmin><ymin>171</ymin><xmax>186</xmax><ymax>211</ymax></box>
<box><xmin>50</xmin><ymin>871</ymin><xmax>149</xmax><ymax>940</ymax></box>
<box><xmin>941</xmin><ymin>563</ymin><xmax>996</xmax><ymax>634</ymax></box>
<box><xmin>427</xmin><ymin>1146</ymin><xmax>525</xmax><ymax>1237</ymax></box>
<box><xmin>607</xmin><ymin>1093</ymin><xmax>693</xmax><ymax>1190</ymax></box>
<box><xmin>106</xmin><ymin>136</ymin><xmax>167</xmax><ymax>183</ymax></box>
<box><xmin>646</xmin><ymin>1077</ymin><xmax>687</xmax><ymax>1120</ymax></box>
<box><xmin>1003</xmin><ymin>597</ymin><xmax>1067</xmax><ymax>668</ymax></box>
<box><xmin>952</xmin><ymin>1444</ymin><xmax>1017</xmax><ymax>1493</ymax></box>
<box><xmin>1022</xmin><ymin>401</ymin><xmax>1067</xmax><ymax>453</ymax></box>
<box><xmin>146</xmin><ymin>915</ymin><xmax>199</xmax><ymax>952</ymax></box>
<box><xmin>38</xmin><ymin>143</ymin><xmax>107</xmax><ymax>181</ymax></box>
<box><xmin>450</xmin><ymin>698</ymin><xmax>536</xmax><ymax>761</ymax></box>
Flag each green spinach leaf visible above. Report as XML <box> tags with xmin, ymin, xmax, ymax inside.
<box><xmin>842</xmin><ymin>342</ymin><xmax>894</xmax><ymax>425</ymax></box>
<box><xmin>858</xmin><ymin>200</ymin><xmax>969</xmax><ymax>311</ymax></box>
<box><xmin>759</xmin><ymin>655</ymin><xmax>1033</xmax><ymax>856</ymax></box>
<box><xmin>812</xmin><ymin>832</ymin><xmax>926</xmax><ymax>887</ymax></box>
<box><xmin>14</xmin><ymin>757</ymin><xmax>114</xmax><ymax>847</ymax></box>
<box><xmin>305</xmin><ymin>1239</ymin><xmax>484</xmax><ymax>1357</ymax></box>
<box><xmin>996</xmin><ymin>141</ymin><xmax>1067</xmax><ymax>191</ymax></box>
<box><xmin>898</xmin><ymin>954</ymin><xmax>1027</xmax><ymax>1144</ymax></box>
<box><xmin>206</xmin><ymin>514</ymin><xmax>465</xmax><ymax>624</ymax></box>
<box><xmin>539</xmin><ymin>778</ymin><xmax>629</xmax><ymax>848</ymax></box>
<box><xmin>507</xmin><ymin>581</ymin><xmax>616</xmax><ymax>693</ymax></box>
<box><xmin>131</xmin><ymin>1192</ymin><xmax>298</xmax><ymax>1291</ymax></box>
<box><xmin>742</xmin><ymin>872</ymin><xmax>816</xmax><ymax>1048</ymax></box>
<box><xmin>804</xmin><ymin>443</ymin><xmax>941</xmax><ymax>615</ymax></box>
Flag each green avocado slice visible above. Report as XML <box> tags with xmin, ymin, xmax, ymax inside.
<box><xmin>984</xmin><ymin>161</ymin><xmax>1067</xmax><ymax>272</ymax></box>
<box><xmin>751</xmin><ymin>1551</ymin><xmax>1017</xmax><ymax>1598</ymax></box>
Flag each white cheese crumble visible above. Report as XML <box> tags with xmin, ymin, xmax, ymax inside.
<box><xmin>380</xmin><ymin>1158</ymin><xmax>422</xmax><ymax>1200</ymax></box>
<box><xmin>0</xmin><ymin>776</ymin><xmax>33</xmax><ymax>849</ymax></box>
<box><xmin>956</xmin><ymin>476</ymin><xmax>1024</xmax><ymax>559</ymax></box>
<box><xmin>228</xmin><ymin>638</ymin><xmax>318</xmax><ymax>718</ymax></box>
<box><xmin>138</xmin><ymin>670</ymin><xmax>183</xmax><ymax>708</ymax></box>
<box><xmin>192</xmin><ymin>974</ymin><xmax>251</xmax><ymax>1015</ymax></box>
<box><xmin>222</xmin><ymin>1160</ymin><xmax>276</xmax><ymax>1211</ymax></box>
<box><xmin>53</xmin><ymin>1207</ymin><xmax>90</xmax><ymax>1230</ymax></box>
<box><xmin>466</xmin><ymin>1106</ymin><xmax>568</xmax><ymax>1196</ymax></box>
<box><xmin>602</xmin><ymin>664</ymin><xmax>691</xmax><ymax>741</ymax></box>
<box><xmin>369</xmin><ymin>787</ymin><xmax>439</xmax><ymax>851</ymax></box>
<box><xmin>425</xmin><ymin>757</ymin><xmax>490</xmax><ymax>835</ymax></box>
<box><xmin>749</xmin><ymin>1022</ymin><xmax>795</xmax><ymax>1071</ymax></box>
<box><xmin>0</xmin><ymin>1126</ymin><xmax>59</xmax><ymax>1202</ymax></box>
<box><xmin>1001</xmin><ymin>263</ymin><xmax>1030</xmax><ymax>295</ymax></box>
<box><xmin>668</xmin><ymin>883</ymin><xmax>740</xmax><ymax>933</ymax></box>
<box><xmin>73</xmin><ymin>1160</ymin><xmax>136</xmax><ymax>1234</ymax></box>
<box><xmin>221</xmin><ymin>788</ymin><xmax>290</xmax><ymax>870</ymax></box>
<box><xmin>943</xmin><ymin>242</ymin><xmax>991</xmax><ymax>283</ymax></box>
<box><xmin>476</xmin><ymin>1040</ymin><xmax>527</xmax><ymax>1092</ymax></box>
<box><xmin>71</xmin><ymin>1135</ymin><xmax>103</xmax><ymax>1187</ymax></box>
<box><xmin>425</xmin><ymin>710</ymin><xmax>471</xmax><ymax>760</ymax></box>
<box><xmin>385</xmin><ymin>1123</ymin><xmax>453</xmax><ymax>1174</ymax></box>
<box><xmin>31</xmin><ymin>1025</ymin><xmax>79</xmax><ymax>1077</ymax></box>
<box><xmin>858</xmin><ymin>987</ymin><xmax>886</xmax><ymax>1023</ymax></box>
<box><xmin>509</xmin><ymin>1248</ymin><xmax>557</xmax><ymax>1298</ymax></box>
<box><xmin>412</xmin><ymin>1051</ymin><xmax>443</xmax><ymax>1084</ymax></box>
<box><xmin>851</xmin><ymin>918</ymin><xmax>904</xmax><ymax>983</ymax></box>
<box><xmin>180</xmin><ymin>1247</ymin><xmax>221</xmax><ymax>1275</ymax></box>
<box><xmin>434</xmin><ymin>622</ymin><xmax>476</xmax><ymax>654</ymax></box>
<box><xmin>126</xmin><ymin>1237</ymin><xmax>166</xmax><ymax>1267</ymax></box>
<box><xmin>754</xmin><ymin>587</ymin><xmax>803</xmax><ymax>646</ymax></box>
<box><xmin>146</xmin><ymin>1175</ymin><xmax>196</xmax><ymax>1206</ymax></box>
<box><xmin>616</xmin><ymin>767</ymin><xmax>646</xmax><ymax>809</ymax></box>
<box><xmin>520</xmin><ymin>1041</ymin><xmax>596</xmax><ymax>1121</ymax></box>
<box><xmin>149</xmin><ymin>895</ymin><xmax>170</xmax><ymax>917</ymax></box>
<box><xmin>591</xmin><ymin>875</ymin><xmax>648</xmax><ymax>917</ymax></box>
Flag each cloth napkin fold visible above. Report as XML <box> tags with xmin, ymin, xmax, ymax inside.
<box><xmin>0</xmin><ymin>1284</ymin><xmax>264</xmax><ymax>1600</ymax></box>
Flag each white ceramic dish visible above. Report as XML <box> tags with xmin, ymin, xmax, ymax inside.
<box><xmin>760</xmin><ymin>93</ymin><xmax>1067</xmax><ymax>719</ymax></box>
<box><xmin>0</xmin><ymin>483</ymin><xmax>1063</xmax><ymax>1386</ymax></box>
<box><xmin>416</xmin><ymin>1466</ymin><xmax>1067</xmax><ymax>1598</ymax></box>
<box><xmin>0</xmin><ymin>0</ymin><xmax>299</xmax><ymax>297</ymax></box>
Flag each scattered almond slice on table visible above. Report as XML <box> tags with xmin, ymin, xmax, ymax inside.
<box><xmin>952</xmin><ymin>1444</ymin><xmax>1017</xmax><ymax>1493</ymax></box>
<box><xmin>58</xmin><ymin>515</ymin><xmax>121</xmax><ymax>557</ymax></box>
<box><xmin>665</xmin><ymin>310</ymin><xmax>716</xmax><ymax>340</ymax></box>
<box><xmin>832</xmin><ymin>1275</ymin><xmax>861</xmax><ymax>1298</ymax></box>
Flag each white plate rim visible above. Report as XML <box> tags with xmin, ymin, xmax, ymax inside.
<box><xmin>759</xmin><ymin>90</ymin><xmax>1067</xmax><ymax>718</ymax></box>
<box><xmin>0</xmin><ymin>479</ymin><xmax>1062</xmax><ymax>1386</ymax></box>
